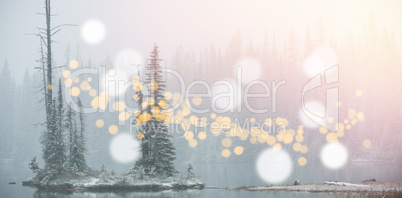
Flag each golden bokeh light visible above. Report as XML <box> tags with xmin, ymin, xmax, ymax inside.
<box><xmin>172</xmin><ymin>92</ymin><xmax>181</xmax><ymax>106</ymax></box>
<box><xmin>198</xmin><ymin>131</ymin><xmax>207</xmax><ymax>140</ymax></box>
<box><xmin>363</xmin><ymin>139</ymin><xmax>371</xmax><ymax>148</ymax></box>
<box><xmin>65</xmin><ymin>78</ymin><xmax>73</xmax><ymax>87</ymax></box>
<box><xmin>298</xmin><ymin>157</ymin><xmax>307</xmax><ymax>166</ymax></box>
<box><xmin>151</xmin><ymin>106</ymin><xmax>160</xmax><ymax>114</ymax></box>
<box><xmin>133</xmin><ymin>95</ymin><xmax>140</xmax><ymax>101</ymax></box>
<box><xmin>283</xmin><ymin>133</ymin><xmax>293</xmax><ymax>144</ymax></box>
<box><xmin>141</xmin><ymin>101</ymin><xmax>149</xmax><ymax>109</ymax></box>
<box><xmin>108</xmin><ymin>125</ymin><xmax>118</xmax><ymax>135</ymax></box>
<box><xmin>295</xmin><ymin>134</ymin><xmax>304</xmax><ymax>142</ymax></box>
<box><xmin>184</xmin><ymin>131</ymin><xmax>194</xmax><ymax>140</ymax></box>
<box><xmin>335</xmin><ymin>123</ymin><xmax>345</xmax><ymax>131</ymax></box>
<box><xmin>113</xmin><ymin>101</ymin><xmax>126</xmax><ymax>111</ymax></box>
<box><xmin>250</xmin><ymin>136</ymin><xmax>257</xmax><ymax>144</ymax></box>
<box><xmin>192</xmin><ymin>96</ymin><xmax>202</xmax><ymax>106</ymax></box>
<box><xmin>95</xmin><ymin>119</ymin><xmax>104</xmax><ymax>128</ymax></box>
<box><xmin>138</xmin><ymin>112</ymin><xmax>152</xmax><ymax>123</ymax></box>
<box><xmin>264</xmin><ymin>118</ymin><xmax>273</xmax><ymax>126</ymax></box>
<box><xmin>319</xmin><ymin>126</ymin><xmax>328</xmax><ymax>134</ymax></box>
<box><xmin>133</xmin><ymin>81</ymin><xmax>142</xmax><ymax>92</ymax></box>
<box><xmin>275</xmin><ymin>117</ymin><xmax>288</xmax><ymax>127</ymax></box>
<box><xmin>137</xmin><ymin>132</ymin><xmax>144</xmax><ymax>139</ymax></box>
<box><xmin>62</xmin><ymin>70</ymin><xmax>71</xmax><ymax>78</ymax></box>
<box><xmin>273</xmin><ymin>143</ymin><xmax>282</xmax><ymax>150</ymax></box>
<box><xmin>118</xmin><ymin>111</ymin><xmax>132</xmax><ymax>121</ymax></box>
<box><xmin>293</xmin><ymin>142</ymin><xmax>302</xmax><ymax>152</ymax></box>
<box><xmin>300</xmin><ymin>145</ymin><xmax>308</xmax><ymax>154</ymax></box>
<box><xmin>69</xmin><ymin>60</ymin><xmax>79</xmax><ymax>69</ymax></box>
<box><xmin>148</xmin><ymin>98</ymin><xmax>155</xmax><ymax>106</ymax></box>
<box><xmin>189</xmin><ymin>139</ymin><xmax>198</xmax><ymax>148</ymax></box>
<box><xmin>164</xmin><ymin>91</ymin><xmax>172</xmax><ymax>100</ymax></box>
<box><xmin>222</xmin><ymin>138</ymin><xmax>232</xmax><ymax>148</ymax></box>
<box><xmin>158</xmin><ymin>100</ymin><xmax>168</xmax><ymax>109</ymax></box>
<box><xmin>326</xmin><ymin>132</ymin><xmax>338</xmax><ymax>143</ymax></box>
<box><xmin>276</xmin><ymin>133</ymin><xmax>284</xmax><ymax>142</ymax></box>
<box><xmin>266</xmin><ymin>136</ymin><xmax>276</xmax><ymax>145</ymax></box>
<box><xmin>210</xmin><ymin>113</ymin><xmax>216</xmax><ymax>119</ymax></box>
<box><xmin>221</xmin><ymin>149</ymin><xmax>231</xmax><ymax>158</ymax></box>
<box><xmin>149</xmin><ymin>81</ymin><xmax>158</xmax><ymax>91</ymax></box>
<box><xmin>73</xmin><ymin>77</ymin><xmax>79</xmax><ymax>83</ymax></box>
<box><xmin>89</xmin><ymin>89</ymin><xmax>97</xmax><ymax>97</ymax></box>
<box><xmin>47</xmin><ymin>84</ymin><xmax>52</xmax><ymax>90</ymax></box>
<box><xmin>357</xmin><ymin>112</ymin><xmax>365</xmax><ymax>121</ymax></box>
<box><xmin>91</xmin><ymin>91</ymin><xmax>110</xmax><ymax>110</ymax></box>
<box><xmin>80</xmin><ymin>81</ymin><xmax>91</xmax><ymax>91</ymax></box>
<box><xmin>70</xmin><ymin>87</ymin><xmax>80</xmax><ymax>96</ymax></box>
<box><xmin>234</xmin><ymin>146</ymin><xmax>244</xmax><ymax>155</ymax></box>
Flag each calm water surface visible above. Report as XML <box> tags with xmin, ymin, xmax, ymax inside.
<box><xmin>1</xmin><ymin>160</ymin><xmax>401</xmax><ymax>198</ymax></box>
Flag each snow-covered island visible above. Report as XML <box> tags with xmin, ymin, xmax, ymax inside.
<box><xmin>22</xmin><ymin>168</ymin><xmax>205</xmax><ymax>192</ymax></box>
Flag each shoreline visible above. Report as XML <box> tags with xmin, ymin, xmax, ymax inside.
<box><xmin>22</xmin><ymin>175</ymin><xmax>205</xmax><ymax>192</ymax></box>
<box><xmin>236</xmin><ymin>181</ymin><xmax>402</xmax><ymax>193</ymax></box>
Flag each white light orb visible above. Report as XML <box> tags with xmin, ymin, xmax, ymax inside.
<box><xmin>109</xmin><ymin>133</ymin><xmax>141</xmax><ymax>164</ymax></box>
<box><xmin>299</xmin><ymin>101</ymin><xmax>325</xmax><ymax>128</ymax></box>
<box><xmin>303</xmin><ymin>48</ymin><xmax>337</xmax><ymax>77</ymax></box>
<box><xmin>235</xmin><ymin>58</ymin><xmax>262</xmax><ymax>84</ymax></box>
<box><xmin>99</xmin><ymin>49</ymin><xmax>143</xmax><ymax>98</ymax></box>
<box><xmin>256</xmin><ymin>149</ymin><xmax>292</xmax><ymax>184</ymax></box>
<box><xmin>320</xmin><ymin>143</ymin><xmax>348</xmax><ymax>169</ymax></box>
<box><xmin>81</xmin><ymin>19</ymin><xmax>106</xmax><ymax>45</ymax></box>
<box><xmin>211</xmin><ymin>79</ymin><xmax>237</xmax><ymax>112</ymax></box>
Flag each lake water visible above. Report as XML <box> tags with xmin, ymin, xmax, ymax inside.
<box><xmin>1</xmin><ymin>159</ymin><xmax>401</xmax><ymax>198</ymax></box>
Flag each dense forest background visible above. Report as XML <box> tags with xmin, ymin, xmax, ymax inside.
<box><xmin>0</xmin><ymin>14</ymin><xmax>401</xmax><ymax>175</ymax></box>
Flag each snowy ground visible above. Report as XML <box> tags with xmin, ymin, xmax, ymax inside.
<box><xmin>241</xmin><ymin>181</ymin><xmax>402</xmax><ymax>193</ymax></box>
<box><xmin>22</xmin><ymin>171</ymin><xmax>205</xmax><ymax>192</ymax></box>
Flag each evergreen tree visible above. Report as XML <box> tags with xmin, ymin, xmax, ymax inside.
<box><xmin>29</xmin><ymin>157</ymin><xmax>40</xmax><ymax>173</ymax></box>
<box><xmin>186</xmin><ymin>163</ymin><xmax>195</xmax><ymax>179</ymax></box>
<box><xmin>134</xmin><ymin>44</ymin><xmax>177</xmax><ymax>177</ymax></box>
<box><xmin>100</xmin><ymin>163</ymin><xmax>107</xmax><ymax>173</ymax></box>
<box><xmin>69</xmin><ymin>98</ymin><xmax>88</xmax><ymax>173</ymax></box>
<box><xmin>57</xmin><ymin>79</ymin><xmax>64</xmax><ymax>136</ymax></box>
<box><xmin>43</xmin><ymin>98</ymin><xmax>66</xmax><ymax>173</ymax></box>
<box><xmin>0</xmin><ymin>61</ymin><xmax>16</xmax><ymax>158</ymax></box>
<box><xmin>65</xmin><ymin>102</ymin><xmax>75</xmax><ymax>164</ymax></box>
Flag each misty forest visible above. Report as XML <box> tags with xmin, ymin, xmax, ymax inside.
<box><xmin>1</xmin><ymin>0</ymin><xmax>402</xmax><ymax>197</ymax></box>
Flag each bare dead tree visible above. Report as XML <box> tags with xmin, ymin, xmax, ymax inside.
<box><xmin>27</xmin><ymin>0</ymin><xmax>74</xmax><ymax>131</ymax></box>
<box><xmin>25</xmin><ymin>0</ymin><xmax>75</xmax><ymax>172</ymax></box>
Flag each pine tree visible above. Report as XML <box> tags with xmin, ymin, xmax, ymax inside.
<box><xmin>57</xmin><ymin>79</ymin><xmax>64</xmax><ymax>137</ymax></box>
<box><xmin>186</xmin><ymin>163</ymin><xmax>195</xmax><ymax>179</ymax></box>
<box><xmin>133</xmin><ymin>65</ymin><xmax>146</xmax><ymax>171</ymax></box>
<box><xmin>0</xmin><ymin>62</ymin><xmax>15</xmax><ymax>158</ymax></box>
<box><xmin>65</xmin><ymin>102</ymin><xmax>75</xmax><ymax>165</ymax></box>
<box><xmin>69</xmin><ymin>98</ymin><xmax>88</xmax><ymax>173</ymax></box>
<box><xmin>134</xmin><ymin>44</ymin><xmax>177</xmax><ymax>177</ymax></box>
<box><xmin>43</xmin><ymin>98</ymin><xmax>66</xmax><ymax>173</ymax></box>
<box><xmin>29</xmin><ymin>157</ymin><xmax>40</xmax><ymax>173</ymax></box>
<box><xmin>100</xmin><ymin>163</ymin><xmax>107</xmax><ymax>173</ymax></box>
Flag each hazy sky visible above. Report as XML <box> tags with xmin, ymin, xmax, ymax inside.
<box><xmin>1</xmin><ymin>0</ymin><xmax>401</xmax><ymax>83</ymax></box>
